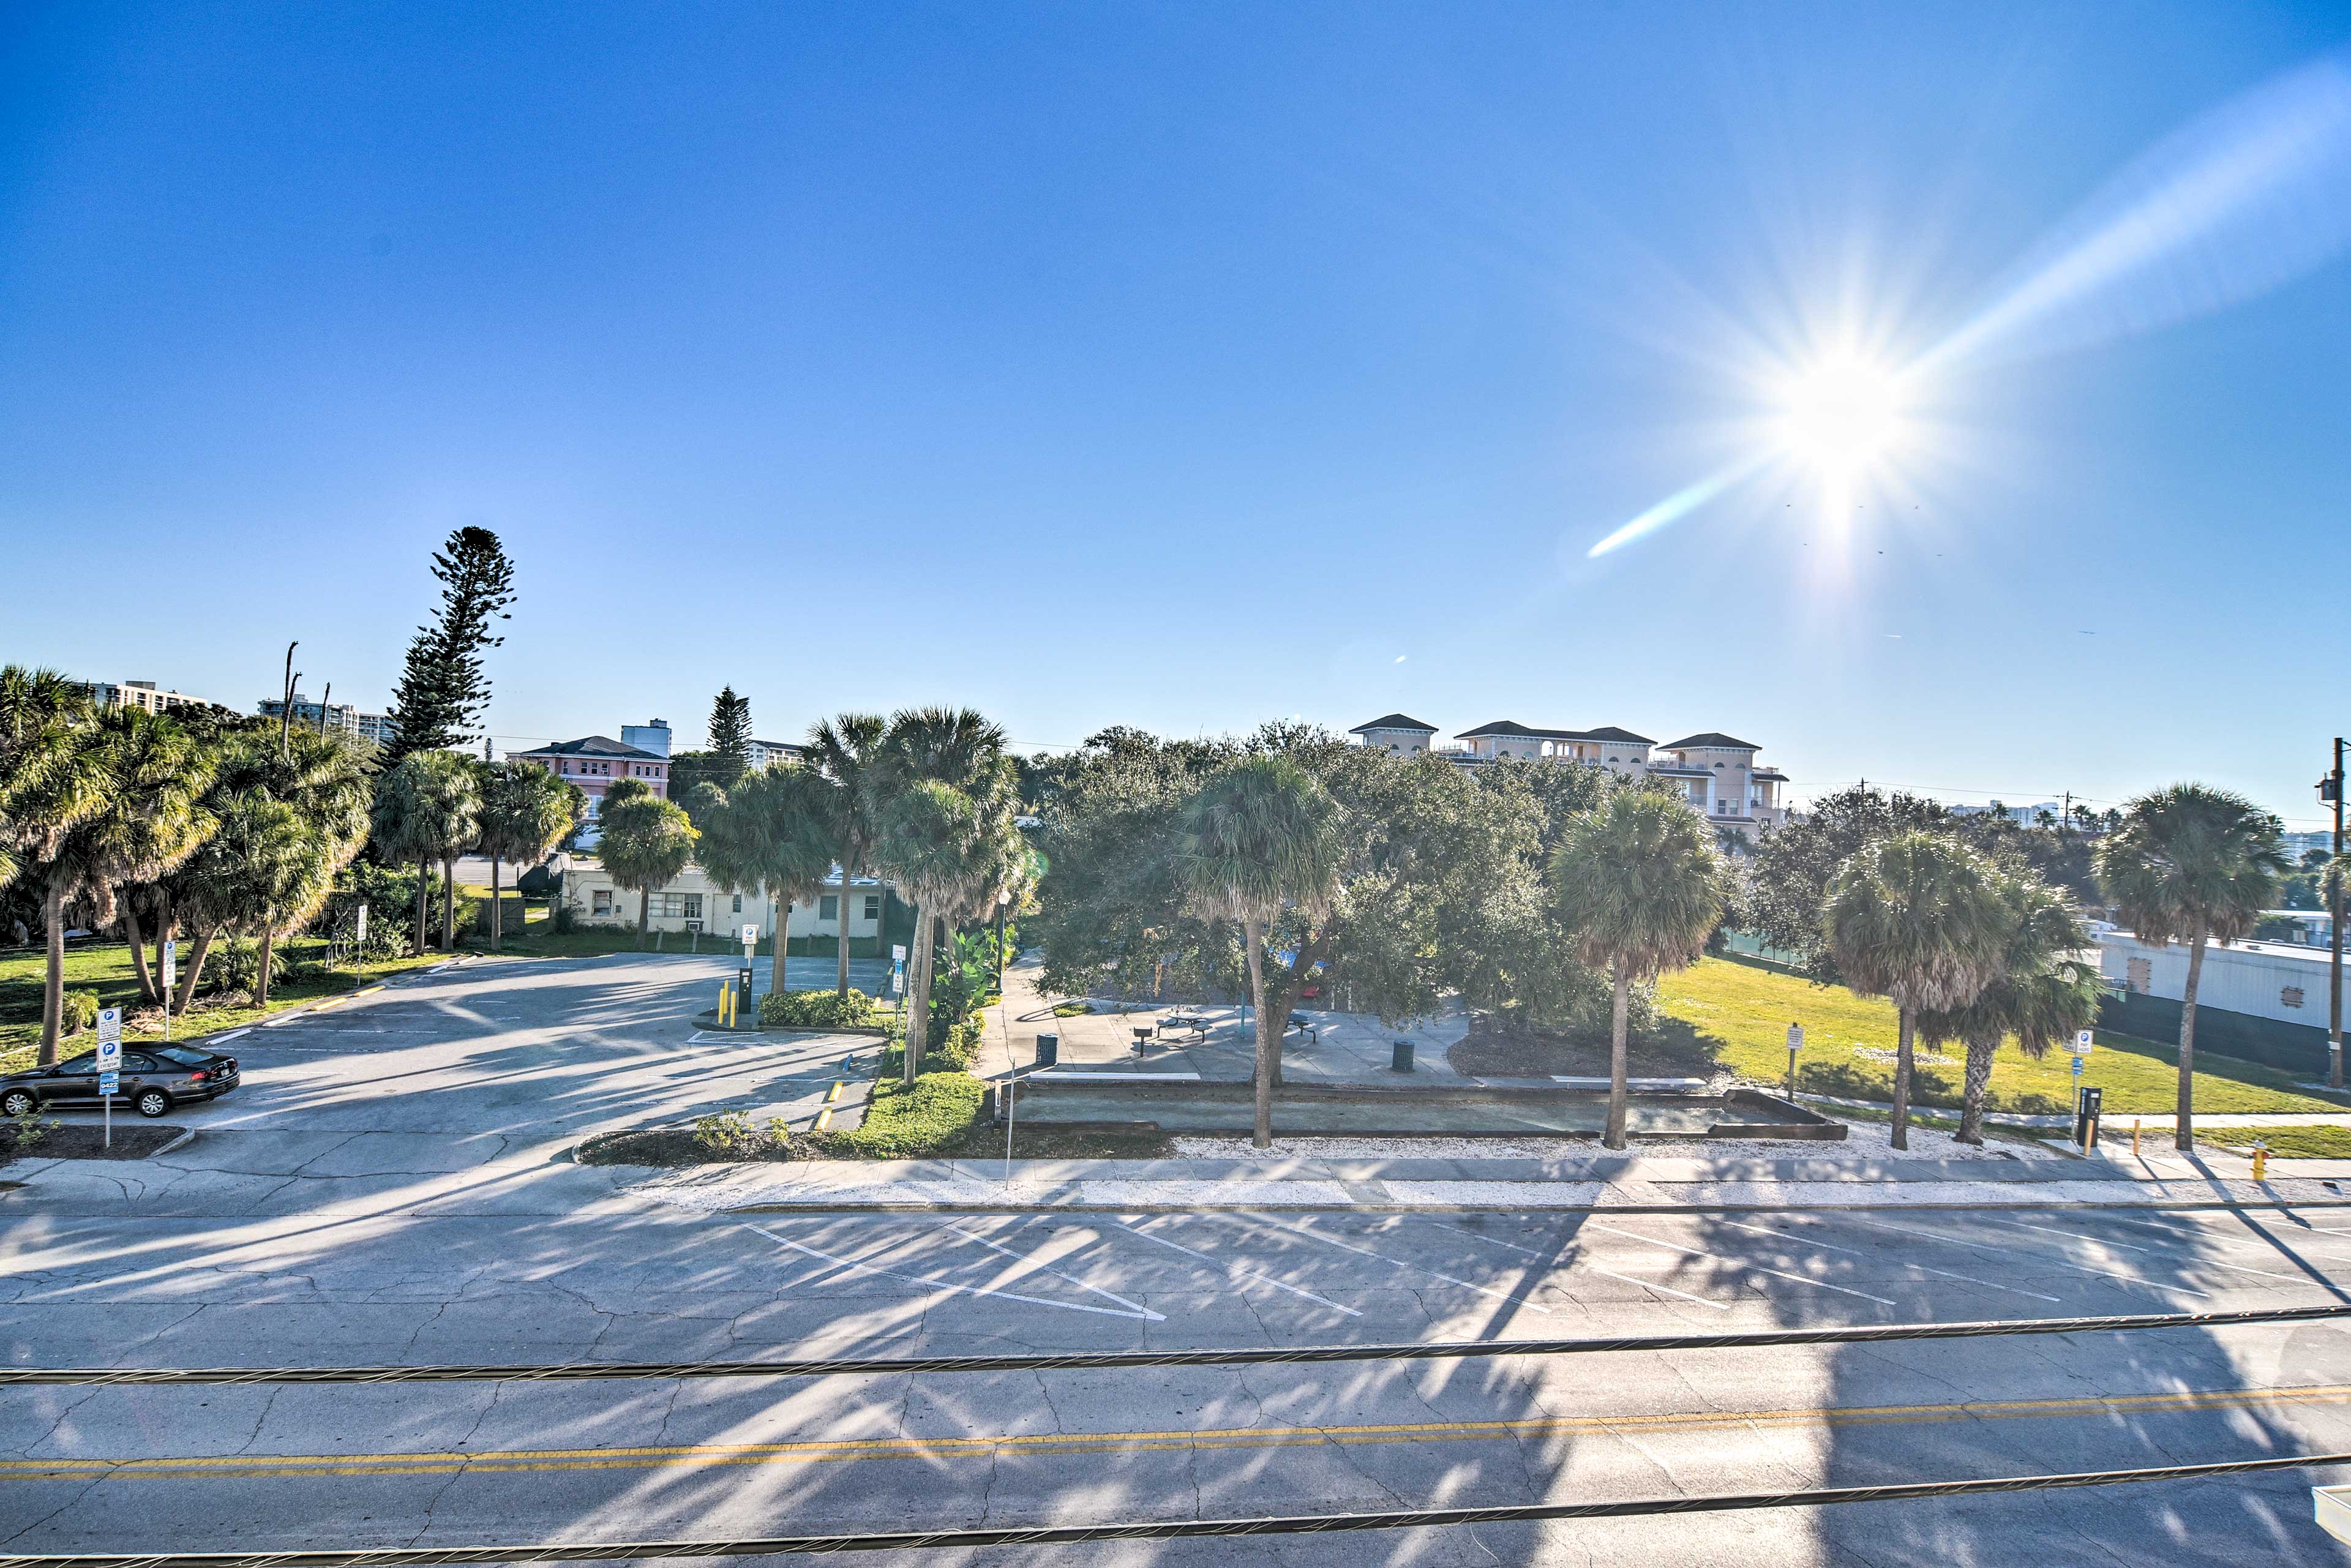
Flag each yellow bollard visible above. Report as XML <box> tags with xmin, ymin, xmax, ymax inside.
<box><xmin>2253</xmin><ymin>1142</ymin><xmax>2270</xmax><ymax>1181</ymax></box>
<box><xmin>719</xmin><ymin>982</ymin><xmax>732</xmax><ymax>1027</ymax></box>
<box><xmin>2131</xmin><ymin>1119</ymin><xmax>2141</xmax><ymax>1156</ymax></box>
<box><xmin>825</xmin><ymin>1081</ymin><xmax>842</xmax><ymax>1104</ymax></box>
<box><xmin>814</xmin><ymin>1106</ymin><xmax>834</xmax><ymax>1132</ymax></box>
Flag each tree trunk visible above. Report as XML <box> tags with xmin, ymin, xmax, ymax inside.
<box><xmin>490</xmin><ymin>855</ymin><xmax>503</xmax><ymax>952</ymax></box>
<box><xmin>770</xmin><ymin>891</ymin><xmax>788</xmax><ymax>1001</ymax></box>
<box><xmin>39</xmin><ymin>882</ymin><xmax>65</xmax><ymax>1067</ymax></box>
<box><xmin>1603</xmin><ymin>958</ymin><xmax>1632</xmax><ymax>1151</ymax></box>
<box><xmin>2178</xmin><ymin>923</ymin><xmax>2207</xmax><ymax>1153</ymax></box>
<box><xmin>175</xmin><ymin>926</ymin><xmax>216</xmax><ymax>1015</ymax></box>
<box><xmin>1890</xmin><ymin>1007</ymin><xmax>1915</xmax><ymax>1151</ymax></box>
<box><xmin>902</xmin><ymin>902</ymin><xmax>934</xmax><ymax>1086</ymax></box>
<box><xmin>256</xmin><ymin>916</ymin><xmax>276</xmax><ymax>1008</ymax></box>
<box><xmin>1245</xmin><ymin>917</ymin><xmax>1273</xmax><ymax>1149</ymax></box>
<box><xmin>440</xmin><ymin>858</ymin><xmax>457</xmax><ymax>951</ymax></box>
<box><xmin>834</xmin><ymin>860</ymin><xmax>853</xmax><ymax>996</ymax></box>
<box><xmin>1957</xmin><ymin>1034</ymin><xmax>1995</xmax><ymax>1146</ymax></box>
<box><xmin>638</xmin><ymin>888</ymin><xmax>650</xmax><ymax>945</ymax></box>
<box><xmin>414</xmin><ymin>858</ymin><xmax>430</xmax><ymax>955</ymax></box>
<box><xmin>124</xmin><ymin>902</ymin><xmax>160</xmax><ymax>1005</ymax></box>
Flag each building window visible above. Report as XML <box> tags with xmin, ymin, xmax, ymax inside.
<box><xmin>2126</xmin><ymin>958</ymin><xmax>2153</xmax><ymax>994</ymax></box>
<box><xmin>819</xmin><ymin>895</ymin><xmax>838</xmax><ymax>921</ymax></box>
<box><xmin>732</xmin><ymin>895</ymin><xmax>743</xmax><ymax>913</ymax></box>
<box><xmin>650</xmin><ymin>893</ymin><xmax>703</xmax><ymax>920</ymax></box>
<box><xmin>592</xmin><ymin>890</ymin><xmax>613</xmax><ymax>917</ymax></box>
<box><xmin>2284</xmin><ymin>986</ymin><xmax>2306</xmax><ymax>1010</ymax></box>
<box><xmin>863</xmin><ymin>895</ymin><xmax>882</xmax><ymax>921</ymax></box>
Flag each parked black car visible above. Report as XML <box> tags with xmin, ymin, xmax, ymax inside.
<box><xmin>0</xmin><ymin>1043</ymin><xmax>240</xmax><ymax>1119</ymax></box>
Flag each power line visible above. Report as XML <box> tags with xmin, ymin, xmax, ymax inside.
<box><xmin>6</xmin><ymin>1304</ymin><xmax>2342</xmax><ymax>1386</ymax></box>
<box><xmin>4</xmin><ymin>1449</ymin><xmax>2343</xmax><ymax>1564</ymax></box>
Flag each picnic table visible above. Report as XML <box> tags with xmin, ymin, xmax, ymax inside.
<box><xmin>1157</xmin><ymin>1014</ymin><xmax>1211</xmax><ymax>1040</ymax></box>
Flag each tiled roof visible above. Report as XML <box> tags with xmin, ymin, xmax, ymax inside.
<box><xmin>1456</xmin><ymin>720</ymin><xmax>1655</xmax><ymax>745</ymax></box>
<box><xmin>1753</xmin><ymin>768</ymin><xmax>1788</xmax><ymax>781</ymax></box>
<box><xmin>516</xmin><ymin>735</ymin><xmax>662</xmax><ymax>760</ymax></box>
<box><xmin>1349</xmin><ymin>713</ymin><xmax>1438</xmax><ymax>735</ymax></box>
<box><xmin>1665</xmin><ymin>732</ymin><xmax>1759</xmax><ymax>752</ymax></box>
<box><xmin>1581</xmin><ymin>726</ymin><xmax>1654</xmax><ymax>746</ymax></box>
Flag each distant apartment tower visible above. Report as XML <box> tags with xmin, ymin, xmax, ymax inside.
<box><xmin>256</xmin><ymin>691</ymin><xmax>396</xmax><ymax>745</ymax></box>
<box><xmin>79</xmin><ymin>680</ymin><xmax>229</xmax><ymax>718</ymax></box>
<box><xmin>620</xmin><ymin>719</ymin><xmax>672</xmax><ymax>757</ymax></box>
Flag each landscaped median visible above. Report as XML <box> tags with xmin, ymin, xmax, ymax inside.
<box><xmin>2195</xmin><ymin>1125</ymin><xmax>2351</xmax><ymax>1160</ymax></box>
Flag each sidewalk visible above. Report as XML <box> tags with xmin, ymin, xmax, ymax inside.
<box><xmin>635</xmin><ymin>1143</ymin><xmax>2351</xmax><ymax>1218</ymax></box>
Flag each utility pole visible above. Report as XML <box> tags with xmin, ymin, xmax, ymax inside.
<box><xmin>318</xmin><ymin>681</ymin><xmax>332</xmax><ymax>735</ymax></box>
<box><xmin>2328</xmin><ymin>738</ymin><xmax>2345</xmax><ymax>1089</ymax></box>
<box><xmin>277</xmin><ymin>642</ymin><xmax>298</xmax><ymax>759</ymax></box>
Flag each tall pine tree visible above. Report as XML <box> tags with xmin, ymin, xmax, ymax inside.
<box><xmin>707</xmin><ymin>686</ymin><xmax>753</xmax><ymax>786</ymax></box>
<box><xmin>386</xmin><ymin>528</ymin><xmax>517</xmax><ymax>762</ymax></box>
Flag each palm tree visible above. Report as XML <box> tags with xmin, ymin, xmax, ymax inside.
<box><xmin>172</xmin><ymin>788</ymin><xmax>309</xmax><ymax>1009</ymax></box>
<box><xmin>2095</xmin><ymin>783</ymin><xmax>2288</xmax><ymax>1152</ymax></box>
<box><xmin>596</xmin><ymin>779</ymin><xmax>699</xmax><ymax>943</ymax></box>
<box><xmin>806</xmin><ymin>713</ymin><xmax>886</xmax><ymax>996</ymax></box>
<box><xmin>1822</xmin><ymin>830</ymin><xmax>2008</xmax><ymax>1150</ymax></box>
<box><xmin>369</xmin><ymin>752</ymin><xmax>481</xmax><ymax>952</ymax></box>
<box><xmin>1918</xmin><ymin>871</ymin><xmax>2105</xmax><ymax>1146</ymax></box>
<box><xmin>1549</xmin><ymin>786</ymin><xmax>1730</xmax><ymax>1150</ymax></box>
<box><xmin>1172</xmin><ymin>754</ymin><xmax>1343</xmax><ymax>1149</ymax></box>
<box><xmin>20</xmin><ymin>708</ymin><xmax>216</xmax><ymax>1062</ymax></box>
<box><xmin>476</xmin><ymin>763</ymin><xmax>583</xmax><ymax>951</ymax></box>
<box><xmin>0</xmin><ymin>667</ymin><xmax>107</xmax><ymax>896</ymax></box>
<box><xmin>868</xmin><ymin>708</ymin><xmax>1024</xmax><ymax>1081</ymax></box>
<box><xmin>692</xmin><ymin>765</ymin><xmax>834</xmax><ymax>997</ymax></box>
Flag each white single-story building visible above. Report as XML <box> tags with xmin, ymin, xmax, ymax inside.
<box><xmin>555</xmin><ymin>857</ymin><xmax>896</xmax><ymax>951</ymax></box>
<box><xmin>2097</xmin><ymin>928</ymin><xmax>2347</xmax><ymax>1075</ymax></box>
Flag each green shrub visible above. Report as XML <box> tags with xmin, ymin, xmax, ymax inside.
<box><xmin>692</xmin><ymin>1109</ymin><xmax>792</xmax><ymax>1159</ymax></box>
<box><xmin>211</xmin><ymin>937</ymin><xmax>260</xmax><ymax>996</ymax></box>
<box><xmin>58</xmin><ymin>990</ymin><xmax>99</xmax><ymax>1037</ymax></box>
<box><xmin>759</xmin><ymin>988</ymin><xmax>879</xmax><ymax>1030</ymax></box>
<box><xmin>825</xmin><ymin>1071</ymin><xmax>986</xmax><ymax>1158</ymax></box>
<box><xmin>6</xmin><ymin>1106</ymin><xmax>55</xmax><ymax>1152</ymax></box>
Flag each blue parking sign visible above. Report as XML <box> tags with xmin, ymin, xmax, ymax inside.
<box><xmin>99</xmin><ymin>1070</ymin><xmax>119</xmax><ymax>1096</ymax></box>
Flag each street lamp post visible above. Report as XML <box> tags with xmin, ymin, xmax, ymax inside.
<box><xmin>2324</xmin><ymin>739</ymin><xmax>2345</xmax><ymax>1089</ymax></box>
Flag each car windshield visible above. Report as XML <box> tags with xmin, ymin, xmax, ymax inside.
<box><xmin>151</xmin><ymin>1046</ymin><xmax>214</xmax><ymax>1066</ymax></box>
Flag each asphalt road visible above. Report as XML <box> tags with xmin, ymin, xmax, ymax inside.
<box><xmin>6</xmin><ymin>956</ymin><xmax>2351</xmax><ymax>1564</ymax></box>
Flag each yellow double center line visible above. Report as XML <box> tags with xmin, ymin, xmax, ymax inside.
<box><xmin>6</xmin><ymin>1384</ymin><xmax>2348</xmax><ymax>1484</ymax></box>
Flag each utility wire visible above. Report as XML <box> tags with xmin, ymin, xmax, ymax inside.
<box><xmin>6</xmin><ymin>1304</ymin><xmax>2343</xmax><ymax>1386</ymax></box>
<box><xmin>4</xmin><ymin>1449</ymin><xmax>2347</xmax><ymax>1565</ymax></box>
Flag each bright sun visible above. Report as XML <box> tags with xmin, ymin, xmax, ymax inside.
<box><xmin>1777</xmin><ymin>358</ymin><xmax>1905</xmax><ymax>475</ymax></box>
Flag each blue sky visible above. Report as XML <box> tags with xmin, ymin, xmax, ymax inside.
<box><xmin>4</xmin><ymin>4</ymin><xmax>2347</xmax><ymax>828</ymax></box>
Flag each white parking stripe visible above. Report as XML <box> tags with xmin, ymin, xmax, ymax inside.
<box><xmin>1830</xmin><ymin>1214</ymin><xmax>2210</xmax><ymax>1299</ymax></box>
<box><xmin>746</xmin><ymin>1226</ymin><xmax>1158</xmax><ymax>1321</ymax></box>
<box><xmin>1423</xmin><ymin>1222</ymin><xmax>1733</xmax><ymax>1312</ymax></box>
<box><xmin>2107</xmin><ymin>1212</ymin><xmax>2351</xmax><ymax>1264</ymax></box>
<box><xmin>1204</xmin><ymin>1214</ymin><xmax>1553</xmax><ymax>1313</ymax></box>
<box><xmin>1974</xmin><ymin>1215</ymin><xmax>2303</xmax><ymax>1281</ymax></box>
<box><xmin>1711</xmin><ymin>1218</ymin><xmax>2064</xmax><ymax>1304</ymax></box>
<box><xmin>1580</xmin><ymin>1264</ymin><xmax>1731</xmax><ymax>1310</ymax></box>
<box><xmin>1114</xmin><ymin>1218</ymin><xmax>1363</xmax><ymax>1316</ymax></box>
<box><xmin>945</xmin><ymin>1225</ymin><xmax>1166</xmax><ymax>1321</ymax></box>
<box><xmin>1587</xmin><ymin>1222</ymin><xmax>1897</xmax><ymax>1307</ymax></box>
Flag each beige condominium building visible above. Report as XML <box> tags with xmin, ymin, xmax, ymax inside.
<box><xmin>1348</xmin><ymin>713</ymin><xmax>1790</xmax><ymax>841</ymax></box>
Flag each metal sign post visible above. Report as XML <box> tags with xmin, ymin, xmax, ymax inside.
<box><xmin>96</xmin><ymin>1009</ymin><xmax>121</xmax><ymax>1152</ymax></box>
<box><xmin>1785</xmin><ymin>1023</ymin><xmax>1804</xmax><ymax>1101</ymax></box>
<box><xmin>161</xmin><ymin>941</ymin><xmax>176</xmax><ymax>1043</ymax></box>
<box><xmin>353</xmin><ymin>904</ymin><xmax>367</xmax><ymax>992</ymax></box>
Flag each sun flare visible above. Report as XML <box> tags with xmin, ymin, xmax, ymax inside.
<box><xmin>1777</xmin><ymin>357</ymin><xmax>1906</xmax><ymax>475</ymax></box>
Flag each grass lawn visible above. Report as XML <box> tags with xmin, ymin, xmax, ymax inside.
<box><xmin>2196</xmin><ymin>1125</ymin><xmax>2351</xmax><ymax>1158</ymax></box>
<box><xmin>0</xmin><ymin>939</ymin><xmax>446</xmax><ymax>1075</ymax></box>
<box><xmin>1654</xmin><ymin>955</ymin><xmax>2351</xmax><ymax>1118</ymax></box>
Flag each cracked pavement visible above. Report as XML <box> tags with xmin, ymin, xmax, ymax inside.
<box><xmin>5</xmin><ymin>955</ymin><xmax>2351</xmax><ymax>1563</ymax></box>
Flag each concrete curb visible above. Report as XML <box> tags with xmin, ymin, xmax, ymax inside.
<box><xmin>710</xmin><ymin>1194</ymin><xmax>2351</xmax><ymax>1217</ymax></box>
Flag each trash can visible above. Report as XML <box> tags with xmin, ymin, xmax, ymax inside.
<box><xmin>1391</xmin><ymin>1039</ymin><xmax>1414</xmax><ymax>1073</ymax></box>
<box><xmin>1035</xmin><ymin>1032</ymin><xmax>1059</xmax><ymax>1068</ymax></box>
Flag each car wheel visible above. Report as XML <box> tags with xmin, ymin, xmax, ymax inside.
<box><xmin>134</xmin><ymin>1089</ymin><xmax>171</xmax><ymax>1119</ymax></box>
<box><xmin>0</xmin><ymin>1089</ymin><xmax>34</xmax><ymax>1118</ymax></box>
